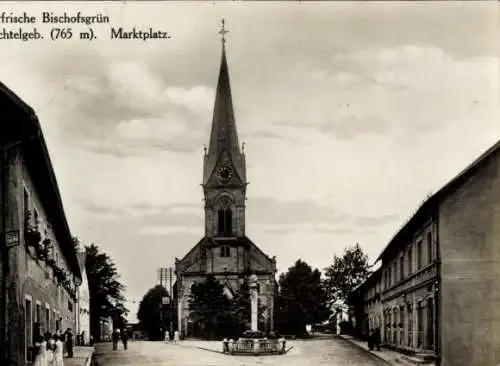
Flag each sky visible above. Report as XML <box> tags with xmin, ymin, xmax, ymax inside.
<box><xmin>1</xmin><ymin>1</ymin><xmax>498</xmax><ymax>322</ymax></box>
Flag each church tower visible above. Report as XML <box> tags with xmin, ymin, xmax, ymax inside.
<box><xmin>175</xmin><ymin>20</ymin><xmax>277</xmax><ymax>337</ymax></box>
<box><xmin>202</xmin><ymin>19</ymin><xmax>247</xmax><ymax>239</ymax></box>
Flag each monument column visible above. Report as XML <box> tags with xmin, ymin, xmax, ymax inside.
<box><xmin>249</xmin><ymin>274</ymin><xmax>258</xmax><ymax>331</ymax></box>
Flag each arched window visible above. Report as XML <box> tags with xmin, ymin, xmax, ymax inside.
<box><xmin>217</xmin><ymin>207</ymin><xmax>232</xmax><ymax>236</ymax></box>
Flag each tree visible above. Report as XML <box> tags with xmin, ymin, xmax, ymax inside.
<box><xmin>324</xmin><ymin>243</ymin><xmax>371</xmax><ymax>305</ymax></box>
<box><xmin>71</xmin><ymin>236</ymin><xmax>81</xmax><ymax>252</ymax></box>
<box><xmin>137</xmin><ymin>285</ymin><xmax>171</xmax><ymax>340</ymax></box>
<box><xmin>228</xmin><ymin>280</ymin><xmax>267</xmax><ymax>336</ymax></box>
<box><xmin>229</xmin><ymin>281</ymin><xmax>251</xmax><ymax>335</ymax></box>
<box><xmin>188</xmin><ymin>275</ymin><xmax>232</xmax><ymax>338</ymax></box>
<box><xmin>85</xmin><ymin>243</ymin><xmax>127</xmax><ymax>341</ymax></box>
<box><xmin>277</xmin><ymin>260</ymin><xmax>331</xmax><ymax>336</ymax></box>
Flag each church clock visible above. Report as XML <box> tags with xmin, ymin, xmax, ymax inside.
<box><xmin>216</xmin><ymin>166</ymin><xmax>233</xmax><ymax>184</ymax></box>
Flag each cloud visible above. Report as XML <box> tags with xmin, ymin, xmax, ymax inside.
<box><xmin>354</xmin><ymin>214</ymin><xmax>400</xmax><ymax>227</ymax></box>
<box><xmin>78</xmin><ymin>201</ymin><xmax>203</xmax><ymax>227</ymax></box>
<box><xmin>137</xmin><ymin>226</ymin><xmax>201</xmax><ymax>236</ymax></box>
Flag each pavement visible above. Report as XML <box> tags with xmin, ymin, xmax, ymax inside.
<box><xmin>64</xmin><ymin>346</ymin><xmax>95</xmax><ymax>366</ymax></box>
<box><xmin>336</xmin><ymin>334</ymin><xmax>412</xmax><ymax>365</ymax></box>
<box><xmin>92</xmin><ymin>336</ymin><xmax>393</xmax><ymax>365</ymax></box>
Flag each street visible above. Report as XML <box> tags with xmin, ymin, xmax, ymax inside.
<box><xmin>92</xmin><ymin>336</ymin><xmax>390</xmax><ymax>365</ymax></box>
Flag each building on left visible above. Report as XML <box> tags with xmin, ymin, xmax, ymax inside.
<box><xmin>75</xmin><ymin>251</ymin><xmax>90</xmax><ymax>345</ymax></box>
<box><xmin>0</xmin><ymin>82</ymin><xmax>82</xmax><ymax>366</ymax></box>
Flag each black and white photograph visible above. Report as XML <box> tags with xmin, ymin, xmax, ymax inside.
<box><xmin>0</xmin><ymin>1</ymin><xmax>498</xmax><ymax>366</ymax></box>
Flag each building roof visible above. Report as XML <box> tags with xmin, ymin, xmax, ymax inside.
<box><xmin>77</xmin><ymin>251</ymin><xmax>87</xmax><ymax>272</ymax></box>
<box><xmin>376</xmin><ymin>139</ymin><xmax>500</xmax><ymax>263</ymax></box>
<box><xmin>0</xmin><ymin>82</ymin><xmax>82</xmax><ymax>279</ymax></box>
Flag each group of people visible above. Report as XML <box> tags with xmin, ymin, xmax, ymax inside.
<box><xmin>32</xmin><ymin>323</ymin><xmax>74</xmax><ymax>366</ymax></box>
<box><xmin>164</xmin><ymin>330</ymin><xmax>180</xmax><ymax>343</ymax></box>
<box><xmin>112</xmin><ymin>328</ymin><xmax>128</xmax><ymax>351</ymax></box>
<box><xmin>368</xmin><ymin>327</ymin><xmax>381</xmax><ymax>351</ymax></box>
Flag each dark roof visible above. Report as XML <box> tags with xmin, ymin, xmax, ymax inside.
<box><xmin>0</xmin><ymin>82</ymin><xmax>82</xmax><ymax>279</ymax></box>
<box><xmin>203</xmin><ymin>41</ymin><xmax>246</xmax><ymax>186</ymax></box>
<box><xmin>376</xmin><ymin>139</ymin><xmax>500</xmax><ymax>263</ymax></box>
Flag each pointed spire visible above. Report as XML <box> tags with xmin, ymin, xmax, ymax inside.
<box><xmin>207</xmin><ymin>18</ymin><xmax>240</xmax><ymax>156</ymax></box>
<box><xmin>203</xmin><ymin>19</ymin><xmax>246</xmax><ymax>185</ymax></box>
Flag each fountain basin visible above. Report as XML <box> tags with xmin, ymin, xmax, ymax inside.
<box><xmin>222</xmin><ymin>337</ymin><xmax>286</xmax><ymax>356</ymax></box>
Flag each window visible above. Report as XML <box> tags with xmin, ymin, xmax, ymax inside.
<box><xmin>388</xmin><ymin>266</ymin><xmax>392</xmax><ymax>287</ymax></box>
<box><xmin>426</xmin><ymin>298</ymin><xmax>434</xmax><ymax>350</ymax></box>
<box><xmin>25</xmin><ymin>297</ymin><xmax>32</xmax><ymax>360</ymax></box>
<box><xmin>68</xmin><ymin>300</ymin><xmax>73</xmax><ymax>312</ymax></box>
<box><xmin>217</xmin><ymin>208</ymin><xmax>232</xmax><ymax>235</ymax></box>
<box><xmin>24</xmin><ymin>189</ymin><xmax>30</xmax><ymax>213</ymax></box>
<box><xmin>417</xmin><ymin>302</ymin><xmax>424</xmax><ymax>347</ymax></box>
<box><xmin>399</xmin><ymin>255</ymin><xmax>404</xmax><ymax>281</ymax></box>
<box><xmin>35</xmin><ymin>303</ymin><xmax>41</xmax><ymax>324</ymax></box>
<box><xmin>427</xmin><ymin>232</ymin><xmax>433</xmax><ymax>264</ymax></box>
<box><xmin>408</xmin><ymin>246</ymin><xmax>413</xmax><ymax>275</ymax></box>
<box><xmin>417</xmin><ymin>240</ymin><xmax>423</xmax><ymax>269</ymax></box>
<box><xmin>45</xmin><ymin>307</ymin><xmax>50</xmax><ymax>333</ymax></box>
<box><xmin>220</xmin><ymin>246</ymin><xmax>231</xmax><ymax>257</ymax></box>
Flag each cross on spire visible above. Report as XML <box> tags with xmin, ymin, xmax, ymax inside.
<box><xmin>219</xmin><ymin>18</ymin><xmax>228</xmax><ymax>45</ymax></box>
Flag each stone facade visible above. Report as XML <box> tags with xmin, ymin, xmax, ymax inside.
<box><xmin>76</xmin><ymin>252</ymin><xmax>90</xmax><ymax>345</ymax></box>
<box><xmin>0</xmin><ymin>83</ymin><xmax>81</xmax><ymax>366</ymax></box>
<box><xmin>350</xmin><ymin>140</ymin><xmax>500</xmax><ymax>366</ymax></box>
<box><xmin>175</xmin><ymin>39</ymin><xmax>277</xmax><ymax>337</ymax></box>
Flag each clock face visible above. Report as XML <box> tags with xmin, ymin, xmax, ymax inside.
<box><xmin>216</xmin><ymin>166</ymin><xmax>233</xmax><ymax>183</ymax></box>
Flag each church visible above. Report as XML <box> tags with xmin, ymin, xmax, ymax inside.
<box><xmin>174</xmin><ymin>21</ymin><xmax>278</xmax><ymax>337</ymax></box>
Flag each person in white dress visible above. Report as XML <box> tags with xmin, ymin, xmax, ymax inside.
<box><xmin>173</xmin><ymin>330</ymin><xmax>180</xmax><ymax>344</ymax></box>
<box><xmin>53</xmin><ymin>334</ymin><xmax>64</xmax><ymax>366</ymax></box>
<box><xmin>46</xmin><ymin>333</ymin><xmax>56</xmax><ymax>365</ymax></box>
<box><xmin>164</xmin><ymin>330</ymin><xmax>170</xmax><ymax>343</ymax></box>
<box><xmin>33</xmin><ymin>332</ymin><xmax>46</xmax><ymax>366</ymax></box>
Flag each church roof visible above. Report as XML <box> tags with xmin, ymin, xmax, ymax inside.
<box><xmin>175</xmin><ymin>235</ymin><xmax>276</xmax><ymax>275</ymax></box>
<box><xmin>208</xmin><ymin>45</ymin><xmax>240</xmax><ymax>156</ymax></box>
<box><xmin>203</xmin><ymin>24</ymin><xmax>246</xmax><ymax>185</ymax></box>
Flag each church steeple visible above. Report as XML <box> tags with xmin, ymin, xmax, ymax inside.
<box><xmin>203</xmin><ymin>19</ymin><xmax>246</xmax><ymax>186</ymax></box>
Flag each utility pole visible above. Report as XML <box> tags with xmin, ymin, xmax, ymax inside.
<box><xmin>158</xmin><ymin>268</ymin><xmax>164</xmax><ymax>335</ymax></box>
<box><xmin>169</xmin><ymin>267</ymin><xmax>173</xmax><ymax>335</ymax></box>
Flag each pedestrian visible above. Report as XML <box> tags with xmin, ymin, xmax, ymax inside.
<box><xmin>121</xmin><ymin>329</ymin><xmax>128</xmax><ymax>350</ymax></box>
<box><xmin>32</xmin><ymin>323</ymin><xmax>46</xmax><ymax>366</ymax></box>
<box><xmin>375</xmin><ymin>327</ymin><xmax>381</xmax><ymax>351</ymax></box>
<box><xmin>46</xmin><ymin>333</ymin><xmax>56</xmax><ymax>365</ymax></box>
<box><xmin>165</xmin><ymin>330</ymin><xmax>170</xmax><ymax>343</ymax></box>
<box><xmin>53</xmin><ymin>335</ymin><xmax>64</xmax><ymax>366</ymax></box>
<box><xmin>173</xmin><ymin>330</ymin><xmax>180</xmax><ymax>344</ymax></box>
<box><xmin>112</xmin><ymin>329</ymin><xmax>119</xmax><ymax>350</ymax></box>
<box><xmin>368</xmin><ymin>328</ymin><xmax>374</xmax><ymax>351</ymax></box>
<box><xmin>64</xmin><ymin>328</ymin><xmax>74</xmax><ymax>358</ymax></box>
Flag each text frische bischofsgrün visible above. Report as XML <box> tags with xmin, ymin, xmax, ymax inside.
<box><xmin>0</xmin><ymin>11</ymin><xmax>172</xmax><ymax>42</ymax></box>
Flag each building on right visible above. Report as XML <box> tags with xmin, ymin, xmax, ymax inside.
<box><xmin>348</xmin><ymin>139</ymin><xmax>500</xmax><ymax>366</ymax></box>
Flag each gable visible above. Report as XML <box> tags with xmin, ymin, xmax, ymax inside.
<box><xmin>206</xmin><ymin>151</ymin><xmax>244</xmax><ymax>187</ymax></box>
<box><xmin>176</xmin><ymin>238</ymin><xmax>207</xmax><ymax>274</ymax></box>
<box><xmin>246</xmin><ymin>238</ymin><xmax>275</xmax><ymax>273</ymax></box>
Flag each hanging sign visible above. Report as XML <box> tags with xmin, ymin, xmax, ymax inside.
<box><xmin>5</xmin><ymin>230</ymin><xmax>20</xmax><ymax>248</ymax></box>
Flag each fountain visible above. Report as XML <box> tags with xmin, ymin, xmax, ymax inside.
<box><xmin>222</xmin><ymin>274</ymin><xmax>287</xmax><ymax>356</ymax></box>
